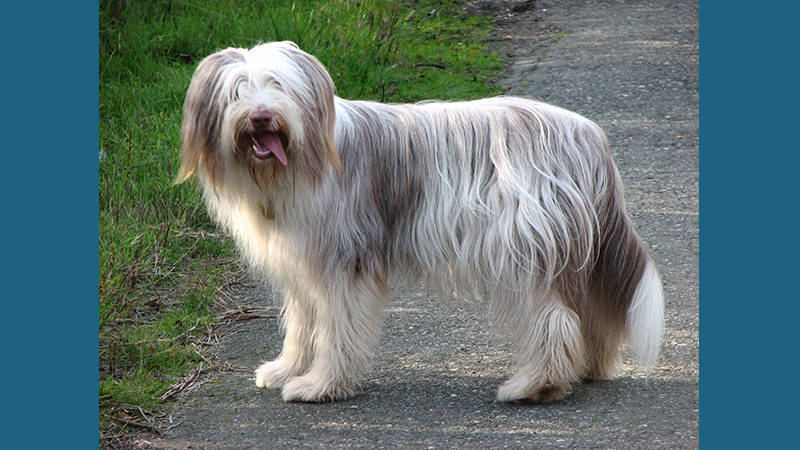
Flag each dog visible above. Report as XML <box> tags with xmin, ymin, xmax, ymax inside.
<box><xmin>176</xmin><ymin>41</ymin><xmax>663</xmax><ymax>403</ymax></box>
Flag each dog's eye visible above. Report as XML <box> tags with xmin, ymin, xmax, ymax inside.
<box><xmin>232</xmin><ymin>87</ymin><xmax>245</xmax><ymax>102</ymax></box>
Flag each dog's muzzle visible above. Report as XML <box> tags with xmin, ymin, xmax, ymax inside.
<box><xmin>248</xmin><ymin>111</ymin><xmax>288</xmax><ymax>165</ymax></box>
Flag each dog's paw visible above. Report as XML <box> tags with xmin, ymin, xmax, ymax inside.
<box><xmin>255</xmin><ymin>360</ymin><xmax>301</xmax><ymax>389</ymax></box>
<box><xmin>496</xmin><ymin>377</ymin><xmax>571</xmax><ymax>404</ymax></box>
<box><xmin>280</xmin><ymin>374</ymin><xmax>356</xmax><ymax>402</ymax></box>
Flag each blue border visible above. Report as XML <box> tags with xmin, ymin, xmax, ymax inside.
<box><xmin>2</xmin><ymin>2</ymin><xmax>98</xmax><ymax>447</ymax></box>
<box><xmin>702</xmin><ymin>2</ymin><xmax>798</xmax><ymax>449</ymax></box>
<box><xmin>5</xmin><ymin>1</ymin><xmax>798</xmax><ymax>448</ymax></box>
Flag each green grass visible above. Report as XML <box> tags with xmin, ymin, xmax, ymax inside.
<box><xmin>99</xmin><ymin>0</ymin><xmax>503</xmax><ymax>447</ymax></box>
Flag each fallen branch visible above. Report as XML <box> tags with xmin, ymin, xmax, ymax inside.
<box><xmin>159</xmin><ymin>364</ymin><xmax>204</xmax><ymax>402</ymax></box>
<box><xmin>102</xmin><ymin>412</ymin><xmax>161</xmax><ymax>435</ymax></box>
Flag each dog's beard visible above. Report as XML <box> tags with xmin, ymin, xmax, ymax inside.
<box><xmin>229</xmin><ymin>129</ymin><xmax>289</xmax><ymax>191</ymax></box>
<box><xmin>223</xmin><ymin>103</ymin><xmax>297</xmax><ymax>191</ymax></box>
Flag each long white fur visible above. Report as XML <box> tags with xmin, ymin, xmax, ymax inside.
<box><xmin>626</xmin><ymin>258</ymin><xmax>665</xmax><ymax>369</ymax></box>
<box><xmin>179</xmin><ymin>41</ymin><xmax>664</xmax><ymax>403</ymax></box>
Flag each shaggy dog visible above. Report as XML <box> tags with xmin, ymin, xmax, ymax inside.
<box><xmin>176</xmin><ymin>41</ymin><xmax>663</xmax><ymax>403</ymax></box>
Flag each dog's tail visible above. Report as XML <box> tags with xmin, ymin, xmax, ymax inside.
<box><xmin>626</xmin><ymin>256</ymin><xmax>664</xmax><ymax>370</ymax></box>
<box><xmin>590</xmin><ymin>184</ymin><xmax>664</xmax><ymax>373</ymax></box>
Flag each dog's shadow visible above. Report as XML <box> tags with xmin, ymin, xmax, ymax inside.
<box><xmin>254</xmin><ymin>370</ymin><xmax>694</xmax><ymax>444</ymax></box>
<box><xmin>358</xmin><ymin>369</ymin><xmax>669</xmax><ymax>407</ymax></box>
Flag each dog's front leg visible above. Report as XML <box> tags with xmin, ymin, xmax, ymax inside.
<box><xmin>280</xmin><ymin>271</ymin><xmax>390</xmax><ymax>402</ymax></box>
<box><xmin>255</xmin><ymin>289</ymin><xmax>315</xmax><ymax>389</ymax></box>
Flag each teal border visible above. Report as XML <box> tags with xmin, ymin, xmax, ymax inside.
<box><xmin>2</xmin><ymin>2</ymin><xmax>99</xmax><ymax>447</ymax></box>
<box><xmin>701</xmin><ymin>1</ymin><xmax>797</xmax><ymax>448</ymax></box>
<box><xmin>7</xmin><ymin>1</ymin><xmax>797</xmax><ymax>448</ymax></box>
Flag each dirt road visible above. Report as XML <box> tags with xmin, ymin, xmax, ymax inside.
<box><xmin>143</xmin><ymin>1</ymin><xmax>699</xmax><ymax>448</ymax></box>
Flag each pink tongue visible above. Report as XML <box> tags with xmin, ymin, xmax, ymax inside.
<box><xmin>254</xmin><ymin>132</ymin><xmax>288</xmax><ymax>165</ymax></box>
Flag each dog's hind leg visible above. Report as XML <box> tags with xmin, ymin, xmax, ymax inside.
<box><xmin>496</xmin><ymin>292</ymin><xmax>586</xmax><ymax>403</ymax></box>
<box><xmin>579</xmin><ymin>302</ymin><xmax>626</xmax><ymax>382</ymax></box>
<box><xmin>280</xmin><ymin>271</ymin><xmax>389</xmax><ymax>402</ymax></box>
<box><xmin>255</xmin><ymin>290</ymin><xmax>315</xmax><ymax>389</ymax></box>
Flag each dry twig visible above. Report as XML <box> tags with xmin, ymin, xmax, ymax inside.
<box><xmin>159</xmin><ymin>364</ymin><xmax>204</xmax><ymax>402</ymax></box>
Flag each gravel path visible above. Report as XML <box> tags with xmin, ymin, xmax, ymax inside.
<box><xmin>143</xmin><ymin>1</ymin><xmax>699</xmax><ymax>448</ymax></box>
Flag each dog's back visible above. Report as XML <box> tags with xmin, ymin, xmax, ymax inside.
<box><xmin>334</xmin><ymin>95</ymin><xmax>663</xmax><ymax>384</ymax></box>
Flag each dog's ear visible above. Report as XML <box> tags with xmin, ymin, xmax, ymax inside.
<box><xmin>292</xmin><ymin>49</ymin><xmax>343</xmax><ymax>175</ymax></box>
<box><xmin>174</xmin><ymin>49</ymin><xmax>246</xmax><ymax>187</ymax></box>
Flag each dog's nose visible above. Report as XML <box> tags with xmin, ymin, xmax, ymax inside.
<box><xmin>250</xmin><ymin>110</ymin><xmax>273</xmax><ymax>129</ymax></box>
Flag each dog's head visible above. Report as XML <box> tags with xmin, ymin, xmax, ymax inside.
<box><xmin>176</xmin><ymin>41</ymin><xmax>341</xmax><ymax>190</ymax></box>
